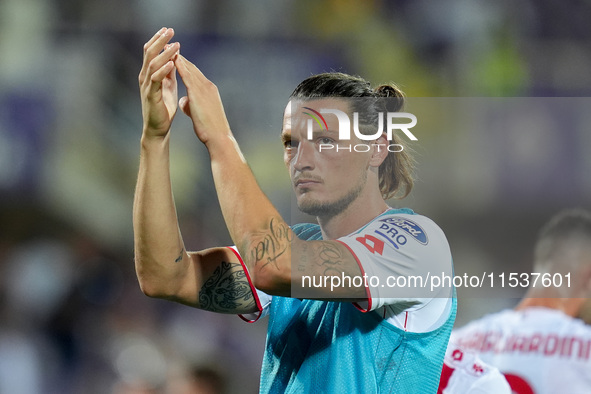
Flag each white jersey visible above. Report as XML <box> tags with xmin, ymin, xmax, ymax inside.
<box><xmin>438</xmin><ymin>345</ymin><xmax>511</xmax><ymax>394</ymax></box>
<box><xmin>240</xmin><ymin>209</ymin><xmax>454</xmax><ymax>333</ymax></box>
<box><xmin>335</xmin><ymin>210</ymin><xmax>454</xmax><ymax>332</ymax></box>
<box><xmin>451</xmin><ymin>307</ymin><xmax>591</xmax><ymax>394</ymax></box>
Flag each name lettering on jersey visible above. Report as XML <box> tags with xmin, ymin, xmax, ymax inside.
<box><xmin>456</xmin><ymin>331</ymin><xmax>591</xmax><ymax>361</ymax></box>
<box><xmin>379</xmin><ymin>217</ymin><xmax>428</xmax><ymax>245</ymax></box>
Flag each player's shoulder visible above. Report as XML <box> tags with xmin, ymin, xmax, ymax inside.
<box><xmin>478</xmin><ymin>307</ymin><xmax>591</xmax><ymax>331</ymax></box>
<box><xmin>452</xmin><ymin>309</ymin><xmax>514</xmax><ymax>335</ymax></box>
<box><xmin>374</xmin><ymin>208</ymin><xmax>443</xmax><ymax>232</ymax></box>
<box><xmin>360</xmin><ymin>207</ymin><xmax>449</xmax><ymax>250</ymax></box>
<box><xmin>453</xmin><ymin>307</ymin><xmax>591</xmax><ymax>343</ymax></box>
<box><xmin>520</xmin><ymin>307</ymin><xmax>591</xmax><ymax>335</ymax></box>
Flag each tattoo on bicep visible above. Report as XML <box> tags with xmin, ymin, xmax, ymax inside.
<box><xmin>297</xmin><ymin>241</ymin><xmax>357</xmax><ymax>277</ymax></box>
<box><xmin>249</xmin><ymin>218</ymin><xmax>293</xmax><ymax>270</ymax></box>
<box><xmin>199</xmin><ymin>261</ymin><xmax>255</xmax><ymax>313</ymax></box>
<box><xmin>316</xmin><ymin>243</ymin><xmax>347</xmax><ymax>276</ymax></box>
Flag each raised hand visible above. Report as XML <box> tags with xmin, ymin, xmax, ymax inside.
<box><xmin>174</xmin><ymin>54</ymin><xmax>232</xmax><ymax>146</ymax></box>
<box><xmin>138</xmin><ymin>28</ymin><xmax>180</xmax><ymax>138</ymax></box>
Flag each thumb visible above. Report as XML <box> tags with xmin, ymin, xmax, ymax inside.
<box><xmin>179</xmin><ymin>96</ymin><xmax>191</xmax><ymax>117</ymax></box>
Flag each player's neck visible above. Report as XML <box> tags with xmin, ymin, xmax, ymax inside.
<box><xmin>515</xmin><ymin>295</ymin><xmax>585</xmax><ymax>317</ymax></box>
<box><xmin>317</xmin><ymin>190</ymin><xmax>389</xmax><ymax>240</ymax></box>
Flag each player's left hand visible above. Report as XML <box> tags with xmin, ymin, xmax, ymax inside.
<box><xmin>174</xmin><ymin>54</ymin><xmax>232</xmax><ymax>146</ymax></box>
<box><xmin>138</xmin><ymin>27</ymin><xmax>180</xmax><ymax>139</ymax></box>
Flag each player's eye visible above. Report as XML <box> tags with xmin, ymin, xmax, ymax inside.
<box><xmin>318</xmin><ymin>137</ymin><xmax>334</xmax><ymax>144</ymax></box>
<box><xmin>284</xmin><ymin>139</ymin><xmax>298</xmax><ymax>149</ymax></box>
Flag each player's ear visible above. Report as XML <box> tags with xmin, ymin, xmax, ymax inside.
<box><xmin>368</xmin><ymin>133</ymin><xmax>389</xmax><ymax>168</ymax></box>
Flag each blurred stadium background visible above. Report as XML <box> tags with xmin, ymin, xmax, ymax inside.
<box><xmin>0</xmin><ymin>0</ymin><xmax>590</xmax><ymax>392</ymax></box>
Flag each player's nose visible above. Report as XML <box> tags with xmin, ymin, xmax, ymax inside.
<box><xmin>293</xmin><ymin>140</ymin><xmax>315</xmax><ymax>172</ymax></box>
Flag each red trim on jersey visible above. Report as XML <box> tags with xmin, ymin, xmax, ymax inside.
<box><xmin>336</xmin><ymin>240</ymin><xmax>372</xmax><ymax>312</ymax></box>
<box><xmin>404</xmin><ymin>311</ymin><xmax>409</xmax><ymax>331</ymax></box>
<box><xmin>437</xmin><ymin>363</ymin><xmax>454</xmax><ymax>394</ymax></box>
<box><xmin>504</xmin><ymin>373</ymin><xmax>534</xmax><ymax>394</ymax></box>
<box><xmin>226</xmin><ymin>247</ymin><xmax>263</xmax><ymax>323</ymax></box>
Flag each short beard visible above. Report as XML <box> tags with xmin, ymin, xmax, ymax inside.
<box><xmin>298</xmin><ymin>173</ymin><xmax>366</xmax><ymax>218</ymax></box>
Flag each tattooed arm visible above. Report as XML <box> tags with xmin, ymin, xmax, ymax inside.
<box><xmin>133</xmin><ymin>29</ymin><xmax>256</xmax><ymax>314</ymax></box>
<box><xmin>173</xmin><ymin>54</ymin><xmax>366</xmax><ymax>300</ymax></box>
<box><xmin>197</xmin><ymin>257</ymin><xmax>255</xmax><ymax>313</ymax></box>
<box><xmin>132</xmin><ymin>134</ymin><xmax>257</xmax><ymax>313</ymax></box>
<box><xmin>246</xmin><ymin>218</ymin><xmax>366</xmax><ymax>299</ymax></box>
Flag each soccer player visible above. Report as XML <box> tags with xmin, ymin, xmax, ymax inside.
<box><xmin>451</xmin><ymin>208</ymin><xmax>591</xmax><ymax>393</ymax></box>
<box><xmin>134</xmin><ymin>27</ymin><xmax>455</xmax><ymax>393</ymax></box>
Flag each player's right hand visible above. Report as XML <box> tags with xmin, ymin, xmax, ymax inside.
<box><xmin>138</xmin><ymin>27</ymin><xmax>180</xmax><ymax>139</ymax></box>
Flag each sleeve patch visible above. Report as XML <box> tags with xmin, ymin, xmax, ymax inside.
<box><xmin>378</xmin><ymin>217</ymin><xmax>428</xmax><ymax>245</ymax></box>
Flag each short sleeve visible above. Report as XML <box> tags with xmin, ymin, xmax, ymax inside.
<box><xmin>226</xmin><ymin>246</ymin><xmax>273</xmax><ymax>323</ymax></box>
<box><xmin>239</xmin><ymin>288</ymin><xmax>272</xmax><ymax>323</ymax></box>
<box><xmin>336</xmin><ymin>213</ymin><xmax>453</xmax><ymax>312</ymax></box>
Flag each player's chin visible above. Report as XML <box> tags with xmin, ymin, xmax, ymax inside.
<box><xmin>296</xmin><ymin>196</ymin><xmax>331</xmax><ymax>216</ymax></box>
<box><xmin>295</xmin><ymin>192</ymin><xmax>313</xmax><ymax>205</ymax></box>
<box><xmin>295</xmin><ymin>194</ymin><xmax>315</xmax><ymax>210</ymax></box>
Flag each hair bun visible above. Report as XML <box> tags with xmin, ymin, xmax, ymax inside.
<box><xmin>374</xmin><ymin>84</ymin><xmax>404</xmax><ymax>99</ymax></box>
<box><xmin>374</xmin><ymin>84</ymin><xmax>405</xmax><ymax>112</ymax></box>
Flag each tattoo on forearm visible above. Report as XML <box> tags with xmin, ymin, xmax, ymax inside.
<box><xmin>174</xmin><ymin>248</ymin><xmax>184</xmax><ymax>263</ymax></box>
<box><xmin>199</xmin><ymin>261</ymin><xmax>255</xmax><ymax>313</ymax></box>
<box><xmin>249</xmin><ymin>218</ymin><xmax>293</xmax><ymax>269</ymax></box>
